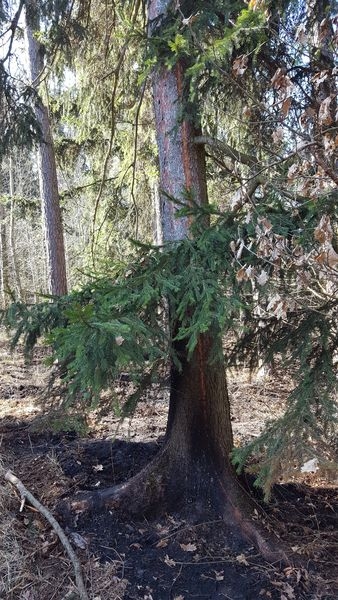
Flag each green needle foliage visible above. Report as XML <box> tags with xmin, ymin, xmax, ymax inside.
<box><xmin>2</xmin><ymin>204</ymin><xmax>241</xmax><ymax>397</ymax></box>
<box><xmin>1</xmin><ymin>0</ymin><xmax>337</xmax><ymax>495</ymax></box>
<box><xmin>2</xmin><ymin>200</ymin><xmax>337</xmax><ymax>496</ymax></box>
<box><xmin>230</xmin><ymin>302</ymin><xmax>338</xmax><ymax>497</ymax></box>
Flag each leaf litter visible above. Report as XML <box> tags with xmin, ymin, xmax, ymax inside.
<box><xmin>0</xmin><ymin>337</ymin><xmax>337</xmax><ymax>599</ymax></box>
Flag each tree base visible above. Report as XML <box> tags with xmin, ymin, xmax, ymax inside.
<box><xmin>57</xmin><ymin>446</ymin><xmax>289</xmax><ymax>565</ymax></box>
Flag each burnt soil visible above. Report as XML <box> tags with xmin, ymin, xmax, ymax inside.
<box><xmin>0</xmin><ymin>338</ymin><xmax>337</xmax><ymax>600</ymax></box>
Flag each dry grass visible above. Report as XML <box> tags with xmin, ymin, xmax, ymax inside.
<box><xmin>0</xmin><ymin>471</ymin><xmax>26</xmax><ymax>597</ymax></box>
<box><xmin>0</xmin><ymin>466</ymin><xmax>128</xmax><ymax>599</ymax></box>
<box><xmin>0</xmin><ymin>337</ymin><xmax>129</xmax><ymax>600</ymax></box>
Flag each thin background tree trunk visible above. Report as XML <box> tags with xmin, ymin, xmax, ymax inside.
<box><xmin>0</xmin><ymin>203</ymin><xmax>10</xmax><ymax>308</ymax></box>
<box><xmin>25</xmin><ymin>0</ymin><xmax>68</xmax><ymax>296</ymax></box>
<box><xmin>8</xmin><ymin>156</ymin><xmax>23</xmax><ymax>301</ymax></box>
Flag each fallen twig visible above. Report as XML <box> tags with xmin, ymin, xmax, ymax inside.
<box><xmin>4</xmin><ymin>469</ymin><xmax>89</xmax><ymax>600</ymax></box>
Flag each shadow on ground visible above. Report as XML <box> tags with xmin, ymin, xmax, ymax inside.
<box><xmin>1</xmin><ymin>422</ymin><xmax>337</xmax><ymax>600</ymax></box>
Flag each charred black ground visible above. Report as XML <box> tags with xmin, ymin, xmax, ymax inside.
<box><xmin>0</xmin><ymin>340</ymin><xmax>337</xmax><ymax>599</ymax></box>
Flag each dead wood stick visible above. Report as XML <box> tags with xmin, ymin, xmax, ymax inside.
<box><xmin>4</xmin><ymin>469</ymin><xmax>89</xmax><ymax>600</ymax></box>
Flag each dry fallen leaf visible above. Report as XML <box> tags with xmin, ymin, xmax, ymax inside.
<box><xmin>257</xmin><ymin>270</ymin><xmax>269</xmax><ymax>286</ymax></box>
<box><xmin>281</xmin><ymin>97</ymin><xmax>292</xmax><ymax>118</ymax></box>
<box><xmin>236</xmin><ymin>553</ymin><xmax>249</xmax><ymax>566</ymax></box>
<box><xmin>93</xmin><ymin>464</ymin><xmax>103</xmax><ymax>472</ymax></box>
<box><xmin>318</xmin><ymin>96</ymin><xmax>333</xmax><ymax>126</ymax></box>
<box><xmin>312</xmin><ymin>70</ymin><xmax>329</xmax><ymax>88</ymax></box>
<box><xmin>315</xmin><ymin>246</ymin><xmax>338</xmax><ymax>267</ymax></box>
<box><xmin>314</xmin><ymin>215</ymin><xmax>333</xmax><ymax>244</ymax></box>
<box><xmin>259</xmin><ymin>217</ymin><xmax>273</xmax><ymax>233</ymax></box>
<box><xmin>271</xmin><ymin>68</ymin><xmax>292</xmax><ymax>94</ymax></box>
<box><xmin>156</xmin><ymin>538</ymin><xmax>169</xmax><ymax>548</ymax></box>
<box><xmin>164</xmin><ymin>554</ymin><xmax>176</xmax><ymax>567</ymax></box>
<box><xmin>236</xmin><ymin>266</ymin><xmax>247</xmax><ymax>282</ymax></box>
<box><xmin>232</xmin><ymin>54</ymin><xmax>248</xmax><ymax>76</ymax></box>
<box><xmin>130</xmin><ymin>542</ymin><xmax>142</xmax><ymax>550</ymax></box>
<box><xmin>301</xmin><ymin>458</ymin><xmax>319</xmax><ymax>473</ymax></box>
<box><xmin>295</xmin><ymin>22</ymin><xmax>307</xmax><ymax>43</ymax></box>
<box><xmin>242</xmin><ymin>105</ymin><xmax>252</xmax><ymax>119</ymax></box>
<box><xmin>272</xmin><ymin>127</ymin><xmax>284</xmax><ymax>143</ymax></box>
<box><xmin>69</xmin><ymin>531</ymin><xmax>87</xmax><ymax>549</ymax></box>
<box><xmin>167</xmin><ymin>515</ymin><xmax>183</xmax><ymax>526</ymax></box>
<box><xmin>180</xmin><ymin>542</ymin><xmax>197</xmax><ymax>552</ymax></box>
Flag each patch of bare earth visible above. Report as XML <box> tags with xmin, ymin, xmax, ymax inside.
<box><xmin>0</xmin><ymin>336</ymin><xmax>337</xmax><ymax>599</ymax></box>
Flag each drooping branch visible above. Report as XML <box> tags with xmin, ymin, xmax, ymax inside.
<box><xmin>61</xmin><ymin>176</ymin><xmax>118</xmax><ymax>198</ymax></box>
<box><xmin>194</xmin><ymin>135</ymin><xmax>257</xmax><ymax>168</ymax></box>
<box><xmin>251</xmin><ymin>141</ymin><xmax>321</xmax><ymax>180</ymax></box>
<box><xmin>91</xmin><ymin>0</ymin><xmax>142</xmax><ymax>260</ymax></box>
<box><xmin>0</xmin><ymin>0</ymin><xmax>25</xmax><ymax>62</ymax></box>
<box><xmin>229</xmin><ymin>175</ymin><xmax>266</xmax><ymax>212</ymax></box>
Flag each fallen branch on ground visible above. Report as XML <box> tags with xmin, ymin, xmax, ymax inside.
<box><xmin>3</xmin><ymin>469</ymin><xmax>89</xmax><ymax>600</ymax></box>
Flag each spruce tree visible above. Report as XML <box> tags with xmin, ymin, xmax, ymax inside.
<box><xmin>1</xmin><ymin>0</ymin><xmax>337</xmax><ymax>562</ymax></box>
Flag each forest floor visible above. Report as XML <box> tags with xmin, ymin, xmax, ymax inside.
<box><xmin>0</xmin><ymin>335</ymin><xmax>337</xmax><ymax>600</ymax></box>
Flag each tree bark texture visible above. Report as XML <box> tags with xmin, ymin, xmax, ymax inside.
<box><xmin>25</xmin><ymin>0</ymin><xmax>68</xmax><ymax>296</ymax></box>
<box><xmin>149</xmin><ymin>3</ymin><xmax>208</xmax><ymax>241</ymax></box>
<box><xmin>151</xmin><ymin>62</ymin><xmax>208</xmax><ymax>241</ymax></box>
<box><xmin>148</xmin><ymin>0</ymin><xmax>235</xmax><ymax>485</ymax></box>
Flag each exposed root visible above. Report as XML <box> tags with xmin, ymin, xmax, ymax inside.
<box><xmin>216</xmin><ymin>474</ymin><xmax>290</xmax><ymax>565</ymax></box>
<box><xmin>238</xmin><ymin>515</ymin><xmax>289</xmax><ymax>565</ymax></box>
<box><xmin>58</xmin><ymin>449</ymin><xmax>180</xmax><ymax>519</ymax></box>
<box><xmin>57</xmin><ymin>447</ymin><xmax>291</xmax><ymax>566</ymax></box>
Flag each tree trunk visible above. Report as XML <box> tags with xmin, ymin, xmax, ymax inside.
<box><xmin>0</xmin><ymin>203</ymin><xmax>10</xmax><ymax>308</ymax></box>
<box><xmin>148</xmin><ymin>0</ymin><xmax>234</xmax><ymax>501</ymax></box>
<box><xmin>8</xmin><ymin>157</ymin><xmax>24</xmax><ymax>301</ymax></box>
<box><xmin>25</xmin><ymin>0</ymin><xmax>68</xmax><ymax>296</ymax></box>
<box><xmin>63</xmin><ymin>0</ymin><xmax>286</xmax><ymax>563</ymax></box>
